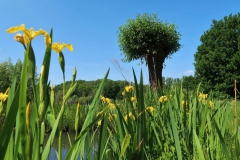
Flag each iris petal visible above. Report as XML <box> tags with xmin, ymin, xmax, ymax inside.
<box><xmin>6</xmin><ymin>24</ymin><xmax>25</xmax><ymax>33</ymax></box>
<box><xmin>6</xmin><ymin>24</ymin><xmax>51</xmax><ymax>46</ymax></box>
<box><xmin>52</xmin><ymin>42</ymin><xmax>73</xmax><ymax>53</ymax></box>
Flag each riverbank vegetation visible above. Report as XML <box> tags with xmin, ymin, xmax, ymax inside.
<box><xmin>0</xmin><ymin>58</ymin><xmax>239</xmax><ymax>159</ymax></box>
<box><xmin>1</xmin><ymin>12</ymin><xmax>240</xmax><ymax>160</ymax></box>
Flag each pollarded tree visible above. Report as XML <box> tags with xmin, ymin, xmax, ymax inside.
<box><xmin>118</xmin><ymin>13</ymin><xmax>181</xmax><ymax>89</ymax></box>
<box><xmin>194</xmin><ymin>13</ymin><xmax>240</xmax><ymax>97</ymax></box>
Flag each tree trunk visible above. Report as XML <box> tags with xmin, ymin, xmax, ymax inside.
<box><xmin>145</xmin><ymin>54</ymin><xmax>164</xmax><ymax>90</ymax></box>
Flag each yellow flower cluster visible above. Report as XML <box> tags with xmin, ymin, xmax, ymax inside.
<box><xmin>0</xmin><ymin>88</ymin><xmax>9</xmax><ymax>102</ymax></box>
<box><xmin>181</xmin><ymin>100</ymin><xmax>189</xmax><ymax>111</ymax></box>
<box><xmin>199</xmin><ymin>93</ymin><xmax>208</xmax><ymax>100</ymax></box>
<box><xmin>198</xmin><ymin>93</ymin><xmax>214</xmax><ymax>108</ymax></box>
<box><xmin>124</xmin><ymin>115</ymin><xmax>127</xmax><ymax>121</ymax></box>
<box><xmin>101</xmin><ymin>96</ymin><xmax>111</xmax><ymax>104</ymax></box>
<box><xmin>97</xmin><ymin>114</ymin><xmax>117</xmax><ymax>126</ymax></box>
<box><xmin>101</xmin><ymin>96</ymin><xmax>116</xmax><ymax>109</ymax></box>
<box><xmin>146</xmin><ymin>106</ymin><xmax>154</xmax><ymax>113</ymax></box>
<box><xmin>131</xmin><ymin>96</ymin><xmax>137</xmax><ymax>103</ymax></box>
<box><xmin>97</xmin><ymin>120</ymin><xmax>102</xmax><ymax>126</ymax></box>
<box><xmin>97</xmin><ymin>96</ymin><xmax>118</xmax><ymax>126</ymax></box>
<box><xmin>199</xmin><ymin>93</ymin><xmax>211</xmax><ymax>106</ymax></box>
<box><xmin>108</xmin><ymin>114</ymin><xmax>117</xmax><ymax>121</ymax></box>
<box><xmin>124</xmin><ymin>112</ymin><xmax>135</xmax><ymax>121</ymax></box>
<box><xmin>209</xmin><ymin>100</ymin><xmax>214</xmax><ymax>108</ymax></box>
<box><xmin>182</xmin><ymin>100</ymin><xmax>188</xmax><ymax>106</ymax></box>
<box><xmin>125</xmin><ymin>86</ymin><xmax>134</xmax><ymax>92</ymax></box>
<box><xmin>6</xmin><ymin>24</ymin><xmax>51</xmax><ymax>46</ymax></box>
<box><xmin>159</xmin><ymin>96</ymin><xmax>168</xmax><ymax>103</ymax></box>
<box><xmin>122</xmin><ymin>85</ymin><xmax>134</xmax><ymax>96</ymax></box>
<box><xmin>6</xmin><ymin>24</ymin><xmax>74</xmax><ymax>56</ymax></box>
<box><xmin>108</xmin><ymin>103</ymin><xmax>116</xmax><ymax>109</ymax></box>
<box><xmin>96</xmin><ymin>111</ymin><xmax>104</xmax><ymax>117</ymax></box>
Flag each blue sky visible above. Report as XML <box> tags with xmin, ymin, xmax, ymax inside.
<box><xmin>0</xmin><ymin>1</ymin><xmax>239</xmax><ymax>85</ymax></box>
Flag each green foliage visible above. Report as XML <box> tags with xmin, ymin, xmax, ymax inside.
<box><xmin>0</xmin><ymin>58</ymin><xmax>15</xmax><ymax>91</ymax></box>
<box><xmin>118</xmin><ymin>13</ymin><xmax>181</xmax><ymax>62</ymax></box>
<box><xmin>162</xmin><ymin>77</ymin><xmax>182</xmax><ymax>90</ymax></box>
<box><xmin>2</xmin><ymin>21</ymin><xmax>240</xmax><ymax>160</ymax></box>
<box><xmin>54</xmin><ymin>79</ymin><xmax>128</xmax><ymax>106</ymax></box>
<box><xmin>1</xmin><ymin>59</ymin><xmax>240</xmax><ymax>159</ymax></box>
<box><xmin>0</xmin><ymin>58</ymin><xmax>37</xmax><ymax>102</ymax></box>
<box><xmin>103</xmin><ymin>79</ymin><xmax>128</xmax><ymax>100</ymax></box>
<box><xmin>120</xmin><ymin>134</ymin><xmax>131</xmax><ymax>157</ymax></box>
<box><xmin>85</xmin><ymin>71</ymin><xmax>238</xmax><ymax>160</ymax></box>
<box><xmin>118</xmin><ymin>13</ymin><xmax>181</xmax><ymax>89</ymax></box>
<box><xmin>182</xmin><ymin>75</ymin><xmax>200</xmax><ymax>91</ymax></box>
<box><xmin>194</xmin><ymin>13</ymin><xmax>240</xmax><ymax>97</ymax></box>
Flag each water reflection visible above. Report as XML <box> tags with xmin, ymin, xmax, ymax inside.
<box><xmin>47</xmin><ymin>132</ymin><xmax>97</xmax><ymax>160</ymax></box>
<box><xmin>47</xmin><ymin>132</ymin><xmax>75</xmax><ymax>160</ymax></box>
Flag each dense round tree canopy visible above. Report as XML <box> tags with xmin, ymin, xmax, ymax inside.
<box><xmin>118</xmin><ymin>13</ymin><xmax>181</xmax><ymax>62</ymax></box>
<box><xmin>118</xmin><ymin>13</ymin><xmax>181</xmax><ymax>89</ymax></box>
<box><xmin>194</xmin><ymin>13</ymin><xmax>240</xmax><ymax>97</ymax></box>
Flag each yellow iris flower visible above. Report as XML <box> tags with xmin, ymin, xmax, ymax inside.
<box><xmin>108</xmin><ymin>114</ymin><xmax>117</xmax><ymax>121</ymax></box>
<box><xmin>97</xmin><ymin>120</ymin><xmax>102</xmax><ymax>126</ymax></box>
<box><xmin>199</xmin><ymin>93</ymin><xmax>208</xmax><ymax>100</ymax></box>
<box><xmin>105</xmin><ymin>98</ymin><xmax>111</xmax><ymax>104</ymax></box>
<box><xmin>6</xmin><ymin>24</ymin><xmax>51</xmax><ymax>46</ymax></box>
<box><xmin>128</xmin><ymin>112</ymin><xmax>135</xmax><ymax>120</ymax></box>
<box><xmin>14</xmin><ymin>33</ymin><xmax>24</xmax><ymax>44</ymax></box>
<box><xmin>131</xmin><ymin>96</ymin><xmax>137</xmax><ymax>103</ymax></box>
<box><xmin>124</xmin><ymin>115</ymin><xmax>128</xmax><ymax>122</ymax></box>
<box><xmin>159</xmin><ymin>96</ymin><xmax>168</xmax><ymax>103</ymax></box>
<box><xmin>125</xmin><ymin>86</ymin><xmax>134</xmax><ymax>92</ymax></box>
<box><xmin>101</xmin><ymin>96</ymin><xmax>112</xmax><ymax>104</ymax></box>
<box><xmin>108</xmin><ymin>103</ymin><xmax>116</xmax><ymax>109</ymax></box>
<box><xmin>209</xmin><ymin>101</ymin><xmax>214</xmax><ymax>108</ymax></box>
<box><xmin>0</xmin><ymin>88</ymin><xmax>10</xmax><ymax>102</ymax></box>
<box><xmin>146</xmin><ymin>106</ymin><xmax>154</xmax><ymax>113</ymax></box>
<box><xmin>52</xmin><ymin>42</ymin><xmax>73</xmax><ymax>54</ymax></box>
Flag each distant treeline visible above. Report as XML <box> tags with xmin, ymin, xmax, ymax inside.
<box><xmin>54</xmin><ymin>79</ymin><xmax>129</xmax><ymax>106</ymax></box>
<box><xmin>2</xmin><ymin>58</ymin><xmax>230</xmax><ymax>106</ymax></box>
<box><xmin>53</xmin><ymin>75</ymin><xmax>199</xmax><ymax>105</ymax></box>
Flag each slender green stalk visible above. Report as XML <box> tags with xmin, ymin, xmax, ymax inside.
<box><xmin>58</xmin><ymin>131</ymin><xmax>63</xmax><ymax>160</ymax></box>
<box><xmin>31</xmin><ymin>78</ymin><xmax>39</xmax><ymax>109</ymax></box>
<box><xmin>18</xmin><ymin>48</ymin><xmax>30</xmax><ymax>160</ymax></box>
<box><xmin>58</xmin><ymin>73</ymin><xmax>65</xmax><ymax>160</ymax></box>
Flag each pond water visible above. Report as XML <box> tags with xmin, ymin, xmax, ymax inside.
<box><xmin>46</xmin><ymin>132</ymin><xmax>97</xmax><ymax>160</ymax></box>
<box><xmin>48</xmin><ymin>147</ymin><xmax>70</xmax><ymax>160</ymax></box>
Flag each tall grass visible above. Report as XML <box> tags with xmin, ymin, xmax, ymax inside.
<box><xmin>0</xmin><ymin>24</ymin><xmax>239</xmax><ymax>160</ymax></box>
